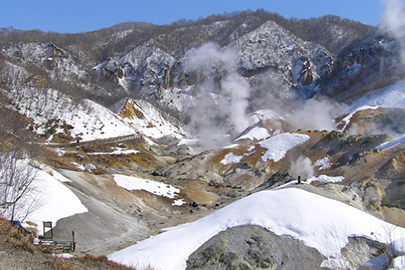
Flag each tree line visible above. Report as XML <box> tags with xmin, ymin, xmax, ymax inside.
<box><xmin>0</xmin><ymin>9</ymin><xmax>374</xmax><ymax>60</ymax></box>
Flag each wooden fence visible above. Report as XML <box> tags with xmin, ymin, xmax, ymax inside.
<box><xmin>37</xmin><ymin>221</ymin><xmax>76</xmax><ymax>253</ymax></box>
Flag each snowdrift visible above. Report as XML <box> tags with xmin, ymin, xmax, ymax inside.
<box><xmin>109</xmin><ymin>187</ymin><xmax>405</xmax><ymax>270</ymax></box>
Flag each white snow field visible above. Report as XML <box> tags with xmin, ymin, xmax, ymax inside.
<box><xmin>109</xmin><ymin>188</ymin><xmax>405</xmax><ymax>270</ymax></box>
<box><xmin>259</xmin><ymin>133</ymin><xmax>310</xmax><ymax>162</ymax></box>
<box><xmin>113</xmin><ymin>174</ymin><xmax>181</xmax><ymax>200</ymax></box>
<box><xmin>350</xmin><ymin>80</ymin><xmax>405</xmax><ymax>111</ymax></box>
<box><xmin>25</xmin><ymin>165</ymin><xmax>87</xmax><ymax>235</ymax></box>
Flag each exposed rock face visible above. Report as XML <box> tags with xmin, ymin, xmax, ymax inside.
<box><xmin>376</xmin><ymin>152</ymin><xmax>405</xmax><ymax>181</ymax></box>
<box><xmin>118</xmin><ymin>99</ymin><xmax>146</xmax><ymax>120</ymax></box>
<box><xmin>341</xmin><ymin>108</ymin><xmax>405</xmax><ymax>137</ymax></box>
<box><xmin>384</xmin><ymin>180</ymin><xmax>405</xmax><ymax>209</ymax></box>
<box><xmin>186</xmin><ymin>226</ymin><xmax>388</xmax><ymax>270</ymax></box>
<box><xmin>341</xmin><ymin>236</ymin><xmax>387</xmax><ymax>269</ymax></box>
<box><xmin>350</xmin><ymin>181</ymin><xmax>383</xmax><ymax>214</ymax></box>
<box><xmin>297</xmin><ymin>57</ymin><xmax>314</xmax><ymax>86</ymax></box>
<box><xmin>319</xmin><ymin>38</ymin><xmax>403</xmax><ymax>102</ymax></box>
<box><xmin>186</xmin><ymin>225</ymin><xmax>326</xmax><ymax>270</ymax></box>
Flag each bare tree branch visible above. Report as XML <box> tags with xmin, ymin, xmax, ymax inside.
<box><xmin>0</xmin><ymin>149</ymin><xmax>41</xmax><ymax>221</ymax></box>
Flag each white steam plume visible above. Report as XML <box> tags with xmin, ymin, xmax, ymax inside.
<box><xmin>184</xmin><ymin>42</ymin><xmax>237</xmax><ymax>72</ymax></box>
<box><xmin>184</xmin><ymin>42</ymin><xmax>251</xmax><ymax>149</ymax></box>
<box><xmin>289</xmin><ymin>156</ymin><xmax>314</xmax><ymax>181</ymax></box>
<box><xmin>288</xmin><ymin>97</ymin><xmax>348</xmax><ymax>131</ymax></box>
<box><xmin>380</xmin><ymin>0</ymin><xmax>405</xmax><ymax>63</ymax></box>
<box><xmin>222</xmin><ymin>73</ymin><xmax>251</xmax><ymax>132</ymax></box>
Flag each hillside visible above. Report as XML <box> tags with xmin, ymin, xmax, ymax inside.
<box><xmin>1</xmin><ymin>9</ymin><xmax>405</xmax><ymax>270</ymax></box>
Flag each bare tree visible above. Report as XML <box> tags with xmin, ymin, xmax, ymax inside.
<box><xmin>0</xmin><ymin>149</ymin><xmax>41</xmax><ymax>221</ymax></box>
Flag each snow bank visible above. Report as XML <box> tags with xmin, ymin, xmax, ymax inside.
<box><xmin>259</xmin><ymin>133</ymin><xmax>310</xmax><ymax>162</ymax></box>
<box><xmin>113</xmin><ymin>174</ymin><xmax>180</xmax><ymax>199</ymax></box>
<box><xmin>250</xmin><ymin>109</ymin><xmax>282</xmax><ymax>123</ymax></box>
<box><xmin>388</xmin><ymin>256</ymin><xmax>405</xmax><ymax>269</ymax></box>
<box><xmin>236</xmin><ymin>126</ymin><xmax>270</xmax><ymax>141</ymax></box>
<box><xmin>40</xmin><ymin>165</ymin><xmax>72</xmax><ymax>183</ymax></box>
<box><xmin>306</xmin><ymin>175</ymin><xmax>345</xmax><ymax>184</ymax></box>
<box><xmin>109</xmin><ymin>188</ymin><xmax>405</xmax><ymax>270</ymax></box>
<box><xmin>26</xmin><ymin>167</ymin><xmax>87</xmax><ymax>234</ymax></box>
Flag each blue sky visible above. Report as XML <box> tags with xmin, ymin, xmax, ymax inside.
<box><xmin>1</xmin><ymin>0</ymin><xmax>385</xmax><ymax>33</ymax></box>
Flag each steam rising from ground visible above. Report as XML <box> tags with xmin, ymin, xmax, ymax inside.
<box><xmin>289</xmin><ymin>156</ymin><xmax>314</xmax><ymax>180</ymax></box>
<box><xmin>184</xmin><ymin>43</ymin><xmax>251</xmax><ymax>149</ymax></box>
<box><xmin>287</xmin><ymin>97</ymin><xmax>348</xmax><ymax>131</ymax></box>
<box><xmin>380</xmin><ymin>0</ymin><xmax>405</xmax><ymax>63</ymax></box>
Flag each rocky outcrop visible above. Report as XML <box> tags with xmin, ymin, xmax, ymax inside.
<box><xmin>186</xmin><ymin>226</ymin><xmax>388</xmax><ymax>270</ymax></box>
<box><xmin>341</xmin><ymin>236</ymin><xmax>387</xmax><ymax>269</ymax></box>
<box><xmin>186</xmin><ymin>225</ymin><xmax>326</xmax><ymax>270</ymax></box>
<box><xmin>319</xmin><ymin>37</ymin><xmax>403</xmax><ymax>102</ymax></box>
<box><xmin>89</xmin><ymin>18</ymin><xmax>342</xmax><ymax>110</ymax></box>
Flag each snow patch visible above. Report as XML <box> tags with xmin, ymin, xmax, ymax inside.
<box><xmin>178</xmin><ymin>138</ymin><xmax>199</xmax><ymax>146</ymax></box>
<box><xmin>305</xmin><ymin>175</ymin><xmax>345</xmax><ymax>184</ymax></box>
<box><xmin>220</xmin><ymin>152</ymin><xmax>244</xmax><ymax>165</ymax></box>
<box><xmin>172</xmin><ymin>199</ymin><xmax>186</xmax><ymax>206</ymax></box>
<box><xmin>259</xmin><ymin>133</ymin><xmax>310</xmax><ymax>162</ymax></box>
<box><xmin>236</xmin><ymin>126</ymin><xmax>270</xmax><ymax>141</ymax></box>
<box><xmin>113</xmin><ymin>175</ymin><xmax>180</xmax><ymax>199</ymax></box>
<box><xmin>87</xmin><ymin>148</ymin><xmax>139</xmax><ymax>156</ymax></box>
<box><xmin>314</xmin><ymin>156</ymin><xmax>332</xmax><ymax>170</ymax></box>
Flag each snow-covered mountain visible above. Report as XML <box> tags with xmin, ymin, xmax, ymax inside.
<box><xmin>1</xmin><ymin>10</ymin><xmax>405</xmax><ymax>270</ymax></box>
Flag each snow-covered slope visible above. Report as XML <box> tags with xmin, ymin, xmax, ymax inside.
<box><xmin>378</xmin><ymin>134</ymin><xmax>405</xmax><ymax>151</ymax></box>
<box><xmin>342</xmin><ymin>79</ymin><xmax>405</xmax><ymax>142</ymax></box>
<box><xmin>350</xmin><ymin>80</ymin><xmax>405</xmax><ymax>111</ymax></box>
<box><xmin>230</xmin><ymin>20</ymin><xmax>333</xmax><ymax>86</ymax></box>
<box><xmin>3</xmin><ymin>85</ymin><xmax>184</xmax><ymax>142</ymax></box>
<box><xmin>2</xmin><ymin>42</ymin><xmax>86</xmax><ymax>82</ymax></box>
<box><xmin>5</xmin><ymin>87</ymin><xmax>136</xmax><ymax>142</ymax></box>
<box><xmin>113</xmin><ymin>98</ymin><xmax>184</xmax><ymax>139</ymax></box>
<box><xmin>109</xmin><ymin>187</ymin><xmax>405</xmax><ymax>270</ymax></box>
<box><xmin>24</xmin><ymin>165</ymin><xmax>87</xmax><ymax>235</ymax></box>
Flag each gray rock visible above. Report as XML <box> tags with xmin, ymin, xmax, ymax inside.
<box><xmin>341</xmin><ymin>236</ymin><xmax>387</xmax><ymax>269</ymax></box>
<box><xmin>186</xmin><ymin>225</ymin><xmax>326</xmax><ymax>270</ymax></box>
